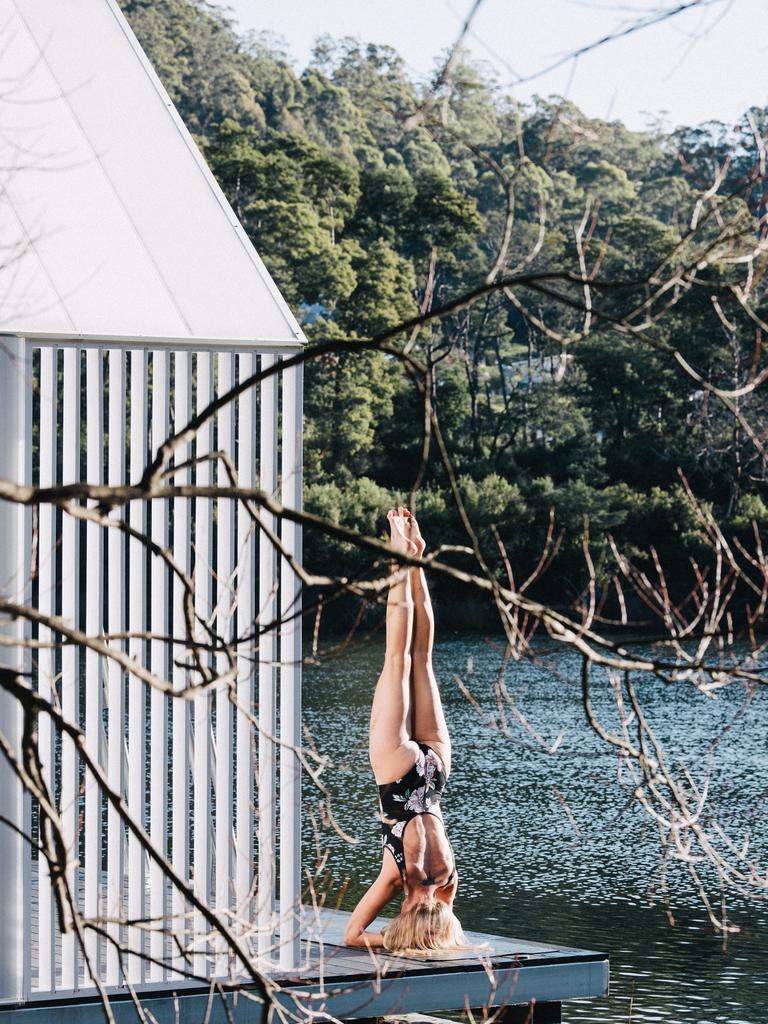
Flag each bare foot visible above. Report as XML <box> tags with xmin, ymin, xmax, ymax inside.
<box><xmin>388</xmin><ymin>508</ymin><xmax>417</xmax><ymax>557</ymax></box>
<box><xmin>403</xmin><ymin>507</ymin><xmax>426</xmax><ymax>558</ymax></box>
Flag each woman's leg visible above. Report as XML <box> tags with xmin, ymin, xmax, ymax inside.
<box><xmin>408</xmin><ymin>513</ymin><xmax>451</xmax><ymax>775</ymax></box>
<box><xmin>369</xmin><ymin>511</ymin><xmax>420</xmax><ymax>784</ymax></box>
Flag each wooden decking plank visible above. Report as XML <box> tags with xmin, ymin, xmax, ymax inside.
<box><xmin>291</xmin><ymin>948</ymin><xmax>605</xmax><ymax>984</ymax></box>
<box><xmin>300</xmin><ymin>946</ymin><xmax>524</xmax><ymax>973</ymax></box>
<box><xmin>303</xmin><ymin>908</ymin><xmax>600</xmax><ymax>960</ymax></box>
<box><xmin>294</xmin><ymin>960</ymin><xmax>362</xmax><ymax>979</ymax></box>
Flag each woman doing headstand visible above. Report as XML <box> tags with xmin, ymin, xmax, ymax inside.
<box><xmin>343</xmin><ymin>507</ymin><xmax>466</xmax><ymax>953</ymax></box>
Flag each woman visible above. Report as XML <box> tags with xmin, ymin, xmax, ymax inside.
<box><xmin>343</xmin><ymin>507</ymin><xmax>466</xmax><ymax>953</ymax></box>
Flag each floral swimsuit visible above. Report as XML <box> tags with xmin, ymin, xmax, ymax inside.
<box><xmin>377</xmin><ymin>742</ymin><xmax>455</xmax><ymax>881</ymax></box>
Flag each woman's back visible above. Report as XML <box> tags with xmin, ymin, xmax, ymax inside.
<box><xmin>401</xmin><ymin>812</ymin><xmax>455</xmax><ymax>890</ymax></box>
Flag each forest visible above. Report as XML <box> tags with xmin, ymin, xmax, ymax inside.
<box><xmin>122</xmin><ymin>0</ymin><xmax>768</xmax><ymax>626</ymax></box>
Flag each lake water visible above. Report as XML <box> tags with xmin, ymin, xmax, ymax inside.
<box><xmin>303</xmin><ymin>635</ymin><xmax>767</xmax><ymax>1024</ymax></box>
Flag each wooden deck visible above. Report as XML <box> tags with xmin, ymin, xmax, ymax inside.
<box><xmin>1</xmin><ymin>908</ymin><xmax>609</xmax><ymax>1023</ymax></box>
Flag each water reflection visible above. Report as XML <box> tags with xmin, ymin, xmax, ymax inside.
<box><xmin>303</xmin><ymin>637</ymin><xmax>767</xmax><ymax>1024</ymax></box>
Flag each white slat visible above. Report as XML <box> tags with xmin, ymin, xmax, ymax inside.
<box><xmin>279</xmin><ymin>361</ymin><xmax>303</xmax><ymax>969</ymax></box>
<box><xmin>127</xmin><ymin>349</ymin><xmax>148</xmax><ymax>982</ymax></box>
<box><xmin>35</xmin><ymin>347</ymin><xmax>57</xmax><ymax>992</ymax></box>
<box><xmin>235</xmin><ymin>354</ymin><xmax>256</xmax><ymax>923</ymax></box>
<box><xmin>193</xmin><ymin>352</ymin><xmax>213</xmax><ymax>975</ymax></box>
<box><xmin>105</xmin><ymin>349</ymin><xmax>126</xmax><ymax>986</ymax></box>
<box><xmin>171</xmin><ymin>351</ymin><xmax>192</xmax><ymax>980</ymax></box>
<box><xmin>21</xmin><ymin>341</ymin><xmax>33</xmax><ymax>999</ymax></box>
<box><xmin>0</xmin><ymin>336</ymin><xmax>29</xmax><ymax>1002</ymax></box>
<box><xmin>83</xmin><ymin>349</ymin><xmax>103</xmax><ymax>981</ymax></box>
<box><xmin>258</xmin><ymin>353</ymin><xmax>278</xmax><ymax>961</ymax></box>
<box><xmin>59</xmin><ymin>347</ymin><xmax>80</xmax><ymax>989</ymax></box>
<box><xmin>149</xmin><ymin>351</ymin><xmax>169</xmax><ymax>981</ymax></box>
<box><xmin>214</xmin><ymin>354</ymin><xmax>234</xmax><ymax>973</ymax></box>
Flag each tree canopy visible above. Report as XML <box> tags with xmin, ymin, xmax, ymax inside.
<box><xmin>122</xmin><ymin>0</ymin><xmax>768</xmax><ymax>625</ymax></box>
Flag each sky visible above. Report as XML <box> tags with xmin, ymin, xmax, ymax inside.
<box><xmin>210</xmin><ymin>0</ymin><xmax>766</xmax><ymax>132</ymax></box>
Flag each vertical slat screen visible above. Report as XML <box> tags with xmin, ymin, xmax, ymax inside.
<box><xmin>23</xmin><ymin>341</ymin><xmax>301</xmax><ymax>996</ymax></box>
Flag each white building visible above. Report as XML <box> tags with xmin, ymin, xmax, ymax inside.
<box><xmin>0</xmin><ymin>0</ymin><xmax>305</xmax><ymax>1003</ymax></box>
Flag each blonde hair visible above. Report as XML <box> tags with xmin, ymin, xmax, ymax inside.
<box><xmin>382</xmin><ymin>901</ymin><xmax>467</xmax><ymax>955</ymax></box>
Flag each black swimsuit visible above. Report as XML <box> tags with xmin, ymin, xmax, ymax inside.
<box><xmin>377</xmin><ymin>743</ymin><xmax>455</xmax><ymax>882</ymax></box>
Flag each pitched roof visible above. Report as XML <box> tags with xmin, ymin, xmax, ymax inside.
<box><xmin>0</xmin><ymin>0</ymin><xmax>304</xmax><ymax>345</ymax></box>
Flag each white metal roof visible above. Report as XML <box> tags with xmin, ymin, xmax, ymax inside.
<box><xmin>0</xmin><ymin>0</ymin><xmax>304</xmax><ymax>345</ymax></box>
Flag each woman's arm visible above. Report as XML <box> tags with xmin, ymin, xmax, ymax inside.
<box><xmin>343</xmin><ymin>869</ymin><xmax>401</xmax><ymax>948</ymax></box>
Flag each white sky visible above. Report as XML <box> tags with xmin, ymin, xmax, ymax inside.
<box><xmin>211</xmin><ymin>0</ymin><xmax>766</xmax><ymax>132</ymax></box>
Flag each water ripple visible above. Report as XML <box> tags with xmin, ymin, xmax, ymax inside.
<box><xmin>304</xmin><ymin>638</ymin><xmax>767</xmax><ymax>1024</ymax></box>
